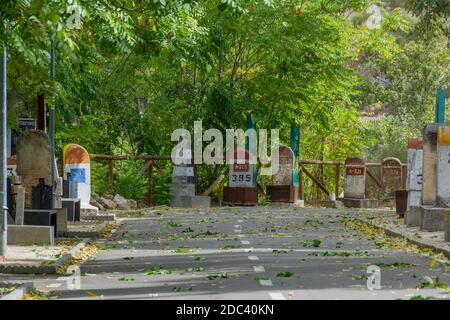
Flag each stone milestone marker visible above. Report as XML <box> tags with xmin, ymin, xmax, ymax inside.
<box><xmin>223</xmin><ymin>148</ymin><xmax>258</xmax><ymax>206</ymax></box>
<box><xmin>421</xmin><ymin>124</ymin><xmax>438</xmax><ymax>206</ymax></box>
<box><xmin>436</xmin><ymin>126</ymin><xmax>450</xmax><ymax>239</ymax></box>
<box><xmin>342</xmin><ymin>156</ymin><xmax>378</xmax><ymax>208</ymax></box>
<box><xmin>16</xmin><ymin>130</ymin><xmax>52</xmax><ymax>208</ymax></box>
<box><xmin>170</xmin><ymin>145</ymin><xmax>210</xmax><ymax>208</ymax></box>
<box><xmin>418</xmin><ymin>125</ymin><xmax>450</xmax><ymax>232</ymax></box>
<box><xmin>266</xmin><ymin>145</ymin><xmax>298</xmax><ymax>203</ymax></box>
<box><xmin>437</xmin><ymin>127</ymin><xmax>450</xmax><ymax>207</ymax></box>
<box><xmin>381</xmin><ymin>157</ymin><xmax>403</xmax><ymax>201</ymax></box>
<box><xmin>405</xmin><ymin>139</ymin><xmax>423</xmax><ymax>226</ymax></box>
<box><xmin>63</xmin><ymin>144</ymin><xmax>98</xmax><ymax>215</ymax></box>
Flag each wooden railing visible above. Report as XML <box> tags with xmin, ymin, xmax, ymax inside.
<box><xmin>90</xmin><ymin>155</ymin><xmax>407</xmax><ymax>204</ymax></box>
<box><xmin>91</xmin><ymin>154</ymin><xmax>172</xmax><ymax>205</ymax></box>
<box><xmin>299</xmin><ymin>160</ymin><xmax>407</xmax><ymax>201</ymax></box>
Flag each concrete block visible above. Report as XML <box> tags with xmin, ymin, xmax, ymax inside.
<box><xmin>444</xmin><ymin>211</ymin><xmax>450</xmax><ymax>242</ymax></box>
<box><xmin>420</xmin><ymin>206</ymin><xmax>449</xmax><ymax>232</ymax></box>
<box><xmin>80</xmin><ymin>204</ymin><xmax>99</xmax><ymax>218</ymax></box>
<box><xmin>171</xmin><ymin>195</ymin><xmax>211</xmax><ymax>208</ymax></box>
<box><xmin>7</xmin><ymin>225</ymin><xmax>54</xmax><ymax>245</ymax></box>
<box><xmin>15</xmin><ymin>186</ymin><xmax>25</xmax><ymax>225</ymax></box>
<box><xmin>171</xmin><ymin>195</ymin><xmax>191</xmax><ymax>207</ymax></box>
<box><xmin>342</xmin><ymin>198</ymin><xmax>378</xmax><ymax>209</ymax></box>
<box><xmin>405</xmin><ymin>206</ymin><xmax>422</xmax><ymax>227</ymax></box>
<box><xmin>56</xmin><ymin>208</ymin><xmax>68</xmax><ymax>237</ymax></box>
<box><xmin>190</xmin><ymin>196</ymin><xmax>211</xmax><ymax>208</ymax></box>
<box><xmin>170</xmin><ymin>184</ymin><xmax>196</xmax><ymax>197</ymax></box>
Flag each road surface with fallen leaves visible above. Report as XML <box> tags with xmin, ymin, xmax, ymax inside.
<box><xmin>5</xmin><ymin>207</ymin><xmax>450</xmax><ymax>300</ymax></box>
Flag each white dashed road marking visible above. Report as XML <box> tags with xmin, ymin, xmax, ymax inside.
<box><xmin>259</xmin><ymin>279</ymin><xmax>273</xmax><ymax>287</ymax></box>
<box><xmin>269</xmin><ymin>292</ymin><xmax>286</xmax><ymax>300</ymax></box>
<box><xmin>253</xmin><ymin>266</ymin><xmax>265</xmax><ymax>272</ymax></box>
<box><xmin>47</xmin><ymin>283</ymin><xmax>63</xmax><ymax>289</ymax></box>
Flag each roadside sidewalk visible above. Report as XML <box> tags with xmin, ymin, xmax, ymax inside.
<box><xmin>356</xmin><ymin>211</ymin><xmax>450</xmax><ymax>259</ymax></box>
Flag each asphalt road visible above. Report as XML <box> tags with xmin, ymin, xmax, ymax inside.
<box><xmin>5</xmin><ymin>207</ymin><xmax>450</xmax><ymax>300</ymax></box>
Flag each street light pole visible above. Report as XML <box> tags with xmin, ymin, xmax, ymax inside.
<box><xmin>49</xmin><ymin>37</ymin><xmax>56</xmax><ymax>209</ymax></box>
<box><xmin>0</xmin><ymin>47</ymin><xmax>8</xmax><ymax>258</ymax></box>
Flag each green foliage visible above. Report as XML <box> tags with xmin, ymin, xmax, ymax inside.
<box><xmin>113</xmin><ymin>161</ymin><xmax>148</xmax><ymax>202</ymax></box>
<box><xmin>3</xmin><ymin>0</ymin><xmax>449</xmax><ymax>205</ymax></box>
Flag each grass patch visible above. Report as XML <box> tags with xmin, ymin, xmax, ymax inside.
<box><xmin>222</xmin><ymin>244</ymin><xmax>242</xmax><ymax>250</ymax></box>
<box><xmin>194</xmin><ymin>256</ymin><xmax>206</xmax><ymax>261</ymax></box>
<box><xmin>300</xmin><ymin>240</ymin><xmax>321</xmax><ymax>248</ymax></box>
<box><xmin>276</xmin><ymin>271</ymin><xmax>294</xmax><ymax>278</ymax></box>
<box><xmin>145</xmin><ymin>267</ymin><xmax>173</xmax><ymax>275</ymax></box>
<box><xmin>375</xmin><ymin>262</ymin><xmax>414</xmax><ymax>269</ymax></box>
<box><xmin>207</xmin><ymin>272</ymin><xmax>228</xmax><ymax>280</ymax></box>
<box><xmin>308</xmin><ymin>251</ymin><xmax>370</xmax><ymax>257</ymax></box>
<box><xmin>167</xmin><ymin>221</ymin><xmax>183</xmax><ymax>228</ymax></box>
<box><xmin>175</xmin><ymin>247</ymin><xmax>198</xmax><ymax>253</ymax></box>
<box><xmin>186</xmin><ymin>267</ymin><xmax>204</xmax><ymax>272</ymax></box>
<box><xmin>23</xmin><ymin>290</ymin><xmax>56</xmax><ymax>300</ymax></box>
<box><xmin>118</xmin><ymin>277</ymin><xmax>135</xmax><ymax>282</ymax></box>
<box><xmin>272</xmin><ymin>249</ymin><xmax>293</xmax><ymax>255</ymax></box>
<box><xmin>0</xmin><ymin>285</ymin><xmax>18</xmax><ymax>297</ymax></box>
<box><xmin>409</xmin><ymin>295</ymin><xmax>436</xmax><ymax>300</ymax></box>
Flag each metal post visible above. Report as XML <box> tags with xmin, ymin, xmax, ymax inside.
<box><xmin>435</xmin><ymin>88</ymin><xmax>446</xmax><ymax>124</ymax></box>
<box><xmin>49</xmin><ymin>38</ymin><xmax>56</xmax><ymax>209</ymax></box>
<box><xmin>0</xmin><ymin>47</ymin><xmax>8</xmax><ymax>258</ymax></box>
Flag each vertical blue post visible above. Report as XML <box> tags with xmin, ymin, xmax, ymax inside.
<box><xmin>290</xmin><ymin>124</ymin><xmax>300</xmax><ymax>188</ymax></box>
<box><xmin>246</xmin><ymin>113</ymin><xmax>257</xmax><ymax>187</ymax></box>
<box><xmin>435</xmin><ymin>88</ymin><xmax>446</xmax><ymax>124</ymax></box>
<box><xmin>0</xmin><ymin>47</ymin><xmax>8</xmax><ymax>258</ymax></box>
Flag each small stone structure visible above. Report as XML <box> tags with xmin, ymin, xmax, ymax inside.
<box><xmin>342</xmin><ymin>156</ymin><xmax>378</xmax><ymax>208</ymax></box>
<box><xmin>16</xmin><ymin>131</ymin><xmax>51</xmax><ymax>208</ymax></box>
<box><xmin>411</xmin><ymin>125</ymin><xmax>450</xmax><ymax>232</ymax></box>
<box><xmin>266</xmin><ymin>145</ymin><xmax>299</xmax><ymax>204</ymax></box>
<box><xmin>381</xmin><ymin>157</ymin><xmax>403</xmax><ymax>201</ymax></box>
<box><xmin>405</xmin><ymin>138</ymin><xmax>423</xmax><ymax>226</ymax></box>
<box><xmin>63</xmin><ymin>144</ymin><xmax>98</xmax><ymax>215</ymax></box>
<box><xmin>223</xmin><ymin>148</ymin><xmax>258</xmax><ymax>206</ymax></box>
<box><xmin>170</xmin><ymin>139</ymin><xmax>210</xmax><ymax>208</ymax></box>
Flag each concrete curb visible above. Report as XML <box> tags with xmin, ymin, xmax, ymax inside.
<box><xmin>0</xmin><ymin>238</ymin><xmax>90</xmax><ymax>275</ymax></box>
<box><xmin>356</xmin><ymin>217</ymin><xmax>450</xmax><ymax>260</ymax></box>
<box><xmin>0</xmin><ymin>282</ymin><xmax>34</xmax><ymax>300</ymax></box>
<box><xmin>64</xmin><ymin>221</ymin><xmax>109</xmax><ymax>238</ymax></box>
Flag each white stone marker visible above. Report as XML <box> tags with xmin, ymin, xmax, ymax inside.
<box><xmin>229</xmin><ymin>148</ymin><xmax>255</xmax><ymax>188</ymax></box>
<box><xmin>437</xmin><ymin>126</ymin><xmax>450</xmax><ymax>207</ymax></box>
<box><xmin>63</xmin><ymin>144</ymin><xmax>98</xmax><ymax>215</ymax></box>
<box><xmin>407</xmin><ymin>139</ymin><xmax>423</xmax><ymax>209</ymax></box>
<box><xmin>344</xmin><ymin>156</ymin><xmax>366</xmax><ymax>199</ymax></box>
<box><xmin>381</xmin><ymin>157</ymin><xmax>403</xmax><ymax>198</ymax></box>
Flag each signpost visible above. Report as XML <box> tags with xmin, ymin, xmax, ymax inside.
<box><xmin>223</xmin><ymin>148</ymin><xmax>258</xmax><ymax>206</ymax></box>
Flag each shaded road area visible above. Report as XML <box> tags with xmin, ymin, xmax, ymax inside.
<box><xmin>6</xmin><ymin>207</ymin><xmax>450</xmax><ymax>300</ymax></box>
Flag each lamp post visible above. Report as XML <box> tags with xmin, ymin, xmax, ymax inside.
<box><xmin>0</xmin><ymin>47</ymin><xmax>8</xmax><ymax>258</ymax></box>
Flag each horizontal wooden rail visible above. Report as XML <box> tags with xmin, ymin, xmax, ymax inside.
<box><xmin>91</xmin><ymin>154</ymin><xmax>172</xmax><ymax>161</ymax></box>
<box><xmin>300</xmin><ymin>160</ymin><xmax>406</xmax><ymax>167</ymax></box>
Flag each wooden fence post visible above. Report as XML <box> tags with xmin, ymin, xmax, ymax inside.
<box><xmin>335</xmin><ymin>164</ymin><xmax>340</xmax><ymax>197</ymax></box>
<box><xmin>147</xmin><ymin>161</ymin><xmax>153</xmax><ymax>206</ymax></box>
<box><xmin>108</xmin><ymin>159</ymin><xmax>114</xmax><ymax>187</ymax></box>
<box><xmin>299</xmin><ymin>163</ymin><xmax>304</xmax><ymax>200</ymax></box>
